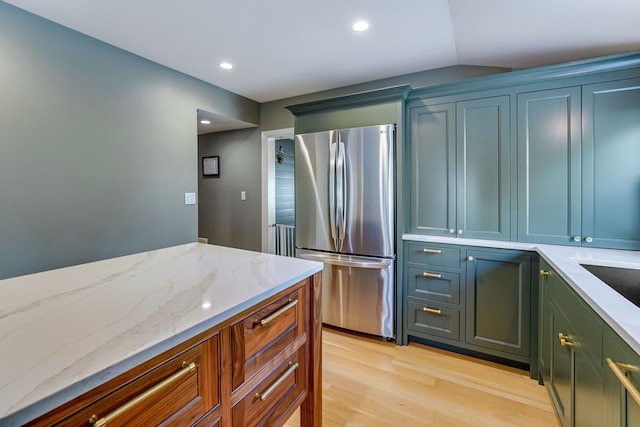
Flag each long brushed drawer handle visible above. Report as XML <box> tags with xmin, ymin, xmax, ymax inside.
<box><xmin>422</xmin><ymin>248</ymin><xmax>442</xmax><ymax>254</ymax></box>
<box><xmin>89</xmin><ymin>361</ymin><xmax>197</xmax><ymax>426</ymax></box>
<box><xmin>256</xmin><ymin>361</ymin><xmax>299</xmax><ymax>401</ymax></box>
<box><xmin>256</xmin><ymin>299</ymin><xmax>299</xmax><ymax>326</ymax></box>
<box><xmin>607</xmin><ymin>358</ymin><xmax>640</xmax><ymax>407</ymax></box>
<box><xmin>423</xmin><ymin>307</ymin><xmax>442</xmax><ymax>315</ymax></box>
<box><xmin>421</xmin><ymin>272</ymin><xmax>442</xmax><ymax>279</ymax></box>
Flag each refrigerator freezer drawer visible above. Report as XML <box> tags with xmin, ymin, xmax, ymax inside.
<box><xmin>298</xmin><ymin>250</ymin><xmax>395</xmax><ymax>339</ymax></box>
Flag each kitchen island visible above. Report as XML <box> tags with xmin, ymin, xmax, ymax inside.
<box><xmin>0</xmin><ymin>243</ymin><xmax>323</xmax><ymax>427</ymax></box>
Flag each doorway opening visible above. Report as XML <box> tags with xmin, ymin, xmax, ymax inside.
<box><xmin>261</xmin><ymin>128</ymin><xmax>295</xmax><ymax>255</ymax></box>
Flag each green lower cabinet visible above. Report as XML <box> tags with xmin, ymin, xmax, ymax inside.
<box><xmin>465</xmin><ymin>249</ymin><xmax>531</xmax><ymax>357</ymax></box>
<box><xmin>604</xmin><ymin>328</ymin><xmax>640</xmax><ymax>426</ymax></box>
<box><xmin>545</xmin><ymin>300</ymin><xmax>572</xmax><ymax>427</ymax></box>
<box><xmin>404</xmin><ymin>242</ymin><xmax>536</xmax><ymax>371</ymax></box>
<box><xmin>539</xmin><ymin>259</ymin><xmax>640</xmax><ymax>427</ymax></box>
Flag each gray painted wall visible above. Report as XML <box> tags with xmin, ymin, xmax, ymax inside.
<box><xmin>0</xmin><ymin>2</ymin><xmax>259</xmax><ymax>279</ymax></box>
<box><xmin>198</xmin><ymin>128</ymin><xmax>262</xmax><ymax>251</ymax></box>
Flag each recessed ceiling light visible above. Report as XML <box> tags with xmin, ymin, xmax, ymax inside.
<box><xmin>202</xmin><ymin>302</ymin><xmax>211</xmax><ymax>309</ymax></box>
<box><xmin>200</xmin><ymin>119</ymin><xmax>211</xmax><ymax>124</ymax></box>
<box><xmin>220</xmin><ymin>62</ymin><xmax>233</xmax><ymax>70</ymax></box>
<box><xmin>352</xmin><ymin>21</ymin><xmax>369</xmax><ymax>32</ymax></box>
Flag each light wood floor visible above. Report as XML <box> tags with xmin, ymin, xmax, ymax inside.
<box><xmin>285</xmin><ymin>328</ymin><xmax>557</xmax><ymax>427</ymax></box>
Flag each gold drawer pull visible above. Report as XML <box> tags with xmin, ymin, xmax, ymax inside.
<box><xmin>558</xmin><ymin>332</ymin><xmax>575</xmax><ymax>347</ymax></box>
<box><xmin>606</xmin><ymin>358</ymin><xmax>640</xmax><ymax>407</ymax></box>
<box><xmin>89</xmin><ymin>361</ymin><xmax>197</xmax><ymax>426</ymax></box>
<box><xmin>540</xmin><ymin>269</ymin><xmax>551</xmax><ymax>276</ymax></box>
<box><xmin>256</xmin><ymin>361</ymin><xmax>299</xmax><ymax>401</ymax></box>
<box><xmin>421</xmin><ymin>272</ymin><xmax>442</xmax><ymax>279</ymax></box>
<box><xmin>256</xmin><ymin>299</ymin><xmax>299</xmax><ymax>326</ymax></box>
<box><xmin>422</xmin><ymin>248</ymin><xmax>442</xmax><ymax>254</ymax></box>
<box><xmin>423</xmin><ymin>307</ymin><xmax>442</xmax><ymax>315</ymax></box>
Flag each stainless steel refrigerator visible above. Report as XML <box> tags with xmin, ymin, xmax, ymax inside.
<box><xmin>295</xmin><ymin>124</ymin><xmax>395</xmax><ymax>339</ymax></box>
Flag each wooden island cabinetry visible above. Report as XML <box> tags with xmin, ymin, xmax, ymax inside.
<box><xmin>26</xmin><ymin>275</ymin><xmax>321</xmax><ymax>427</ymax></box>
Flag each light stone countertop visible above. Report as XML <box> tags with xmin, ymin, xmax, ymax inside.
<box><xmin>403</xmin><ymin>234</ymin><xmax>640</xmax><ymax>355</ymax></box>
<box><xmin>0</xmin><ymin>243</ymin><xmax>322</xmax><ymax>426</ymax></box>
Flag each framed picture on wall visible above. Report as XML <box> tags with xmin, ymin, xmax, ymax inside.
<box><xmin>202</xmin><ymin>156</ymin><xmax>219</xmax><ymax>177</ymax></box>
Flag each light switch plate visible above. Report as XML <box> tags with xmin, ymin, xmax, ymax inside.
<box><xmin>241</xmin><ymin>191</ymin><xmax>246</xmax><ymax>201</ymax></box>
<box><xmin>185</xmin><ymin>192</ymin><xmax>196</xmax><ymax>205</ymax></box>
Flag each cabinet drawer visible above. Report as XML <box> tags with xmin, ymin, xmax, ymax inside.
<box><xmin>53</xmin><ymin>340</ymin><xmax>216</xmax><ymax>427</ymax></box>
<box><xmin>231</xmin><ymin>287</ymin><xmax>305</xmax><ymax>390</ymax></box>
<box><xmin>407</xmin><ymin>266</ymin><xmax>461</xmax><ymax>305</ymax></box>
<box><xmin>232</xmin><ymin>346</ymin><xmax>306</xmax><ymax>427</ymax></box>
<box><xmin>406</xmin><ymin>243</ymin><xmax>461</xmax><ymax>268</ymax></box>
<box><xmin>407</xmin><ymin>299</ymin><xmax>460</xmax><ymax>341</ymax></box>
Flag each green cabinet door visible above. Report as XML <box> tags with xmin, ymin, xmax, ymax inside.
<box><xmin>409</xmin><ymin>96</ymin><xmax>512</xmax><ymax>240</ymax></box>
<box><xmin>582</xmin><ymin>78</ymin><xmax>640</xmax><ymax>250</ymax></box>
<box><xmin>604</xmin><ymin>328</ymin><xmax>640</xmax><ymax>427</ymax></box>
<box><xmin>541</xmin><ymin>260</ymin><xmax>607</xmax><ymax>427</ymax></box>
<box><xmin>574</xmin><ymin>340</ymin><xmax>606</xmax><ymax>427</ymax></box>
<box><xmin>465</xmin><ymin>249</ymin><xmax>531</xmax><ymax>357</ymax></box>
<box><xmin>409</xmin><ymin>102</ymin><xmax>456</xmax><ymax>236</ymax></box>
<box><xmin>517</xmin><ymin>87</ymin><xmax>582</xmax><ymax>245</ymax></box>
<box><xmin>547</xmin><ymin>300</ymin><xmax>572</xmax><ymax>427</ymax></box>
<box><xmin>456</xmin><ymin>96</ymin><xmax>511</xmax><ymax>240</ymax></box>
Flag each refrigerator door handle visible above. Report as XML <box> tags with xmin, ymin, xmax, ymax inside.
<box><xmin>335</xmin><ymin>141</ymin><xmax>346</xmax><ymax>252</ymax></box>
<box><xmin>297</xmin><ymin>252</ymin><xmax>392</xmax><ymax>270</ymax></box>
<box><xmin>329</xmin><ymin>141</ymin><xmax>339</xmax><ymax>250</ymax></box>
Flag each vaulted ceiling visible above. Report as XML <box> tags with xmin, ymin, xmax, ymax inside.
<box><xmin>5</xmin><ymin>0</ymin><xmax>640</xmax><ymax>103</ymax></box>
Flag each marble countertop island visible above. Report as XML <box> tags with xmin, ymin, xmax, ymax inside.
<box><xmin>403</xmin><ymin>234</ymin><xmax>640</xmax><ymax>355</ymax></box>
<box><xmin>0</xmin><ymin>243</ymin><xmax>322</xmax><ymax>426</ymax></box>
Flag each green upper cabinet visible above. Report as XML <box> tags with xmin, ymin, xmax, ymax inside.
<box><xmin>582</xmin><ymin>78</ymin><xmax>640</xmax><ymax>250</ymax></box>
<box><xmin>515</xmin><ymin>79</ymin><xmax>640</xmax><ymax>250</ymax></box>
<box><xmin>517</xmin><ymin>87</ymin><xmax>582</xmax><ymax>245</ymax></box>
<box><xmin>409</xmin><ymin>96</ymin><xmax>511</xmax><ymax>240</ymax></box>
<box><xmin>409</xmin><ymin>102</ymin><xmax>456</xmax><ymax>236</ymax></box>
<box><xmin>456</xmin><ymin>96</ymin><xmax>511</xmax><ymax>240</ymax></box>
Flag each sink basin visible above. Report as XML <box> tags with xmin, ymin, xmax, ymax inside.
<box><xmin>580</xmin><ymin>264</ymin><xmax>640</xmax><ymax>308</ymax></box>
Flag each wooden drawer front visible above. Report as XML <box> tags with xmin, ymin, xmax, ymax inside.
<box><xmin>57</xmin><ymin>339</ymin><xmax>218</xmax><ymax>427</ymax></box>
<box><xmin>232</xmin><ymin>346</ymin><xmax>306</xmax><ymax>427</ymax></box>
<box><xmin>407</xmin><ymin>299</ymin><xmax>460</xmax><ymax>341</ymax></box>
<box><xmin>232</xmin><ymin>287</ymin><xmax>305</xmax><ymax>390</ymax></box>
<box><xmin>406</xmin><ymin>243</ymin><xmax>460</xmax><ymax>268</ymax></box>
<box><xmin>407</xmin><ymin>266</ymin><xmax>461</xmax><ymax>305</ymax></box>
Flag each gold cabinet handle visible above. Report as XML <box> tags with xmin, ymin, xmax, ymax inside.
<box><xmin>255</xmin><ymin>299</ymin><xmax>298</xmax><ymax>326</ymax></box>
<box><xmin>540</xmin><ymin>270</ymin><xmax>550</xmax><ymax>276</ymax></box>
<box><xmin>422</xmin><ymin>248</ymin><xmax>442</xmax><ymax>254</ymax></box>
<box><xmin>606</xmin><ymin>358</ymin><xmax>640</xmax><ymax>407</ymax></box>
<box><xmin>558</xmin><ymin>332</ymin><xmax>575</xmax><ymax>347</ymax></box>
<box><xmin>423</xmin><ymin>307</ymin><xmax>442</xmax><ymax>315</ymax></box>
<box><xmin>255</xmin><ymin>361</ymin><xmax>299</xmax><ymax>401</ymax></box>
<box><xmin>89</xmin><ymin>361</ymin><xmax>197</xmax><ymax>426</ymax></box>
<box><xmin>421</xmin><ymin>272</ymin><xmax>442</xmax><ymax>279</ymax></box>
